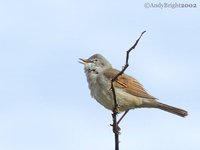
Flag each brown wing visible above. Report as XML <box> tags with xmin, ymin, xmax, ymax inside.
<box><xmin>104</xmin><ymin>68</ymin><xmax>156</xmax><ymax>99</ymax></box>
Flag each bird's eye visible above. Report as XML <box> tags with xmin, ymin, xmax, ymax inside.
<box><xmin>94</xmin><ymin>59</ymin><xmax>98</xmax><ymax>62</ymax></box>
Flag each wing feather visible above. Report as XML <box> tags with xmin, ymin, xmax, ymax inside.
<box><xmin>104</xmin><ymin>68</ymin><xmax>156</xmax><ymax>99</ymax></box>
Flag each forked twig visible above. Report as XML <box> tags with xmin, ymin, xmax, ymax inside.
<box><xmin>110</xmin><ymin>31</ymin><xmax>146</xmax><ymax>150</ymax></box>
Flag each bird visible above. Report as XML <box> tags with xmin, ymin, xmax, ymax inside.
<box><xmin>79</xmin><ymin>54</ymin><xmax>188</xmax><ymax>117</ymax></box>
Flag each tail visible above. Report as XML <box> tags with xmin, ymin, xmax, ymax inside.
<box><xmin>156</xmin><ymin>102</ymin><xmax>188</xmax><ymax>117</ymax></box>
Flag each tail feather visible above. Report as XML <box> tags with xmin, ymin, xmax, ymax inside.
<box><xmin>156</xmin><ymin>102</ymin><xmax>188</xmax><ymax>117</ymax></box>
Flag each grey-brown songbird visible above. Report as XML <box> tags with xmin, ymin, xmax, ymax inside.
<box><xmin>79</xmin><ymin>54</ymin><xmax>188</xmax><ymax>117</ymax></box>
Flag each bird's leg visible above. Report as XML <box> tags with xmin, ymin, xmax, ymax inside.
<box><xmin>117</xmin><ymin>110</ymin><xmax>129</xmax><ymax>125</ymax></box>
<box><xmin>110</xmin><ymin>107</ymin><xmax>120</xmax><ymax>134</ymax></box>
<box><xmin>111</xmin><ymin>113</ymin><xmax>121</xmax><ymax>134</ymax></box>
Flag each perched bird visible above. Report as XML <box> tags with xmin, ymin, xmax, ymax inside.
<box><xmin>79</xmin><ymin>54</ymin><xmax>188</xmax><ymax>117</ymax></box>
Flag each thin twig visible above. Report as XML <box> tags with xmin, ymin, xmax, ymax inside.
<box><xmin>111</xmin><ymin>31</ymin><xmax>146</xmax><ymax>150</ymax></box>
<box><xmin>111</xmin><ymin>31</ymin><xmax>146</xmax><ymax>82</ymax></box>
<box><xmin>117</xmin><ymin>110</ymin><xmax>129</xmax><ymax>125</ymax></box>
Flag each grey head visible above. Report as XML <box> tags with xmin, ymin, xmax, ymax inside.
<box><xmin>79</xmin><ymin>54</ymin><xmax>112</xmax><ymax>74</ymax></box>
<box><xmin>79</xmin><ymin>54</ymin><xmax>112</xmax><ymax>84</ymax></box>
<box><xmin>87</xmin><ymin>54</ymin><xmax>112</xmax><ymax>69</ymax></box>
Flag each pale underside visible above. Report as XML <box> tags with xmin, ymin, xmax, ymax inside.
<box><xmin>91</xmin><ymin>68</ymin><xmax>157</xmax><ymax>112</ymax></box>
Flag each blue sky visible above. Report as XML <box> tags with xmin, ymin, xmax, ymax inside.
<box><xmin>0</xmin><ymin>0</ymin><xmax>199</xmax><ymax>150</ymax></box>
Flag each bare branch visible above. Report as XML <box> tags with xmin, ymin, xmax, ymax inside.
<box><xmin>110</xmin><ymin>31</ymin><xmax>146</xmax><ymax>150</ymax></box>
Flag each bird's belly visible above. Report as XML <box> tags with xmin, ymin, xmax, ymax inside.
<box><xmin>115</xmin><ymin>88</ymin><xmax>144</xmax><ymax>111</ymax></box>
<box><xmin>91</xmin><ymin>84</ymin><xmax>114</xmax><ymax>110</ymax></box>
<box><xmin>91</xmin><ymin>85</ymin><xmax>144</xmax><ymax>112</ymax></box>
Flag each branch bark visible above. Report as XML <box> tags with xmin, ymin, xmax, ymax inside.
<box><xmin>111</xmin><ymin>31</ymin><xmax>146</xmax><ymax>150</ymax></box>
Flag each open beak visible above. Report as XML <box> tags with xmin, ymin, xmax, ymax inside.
<box><xmin>78</xmin><ymin>58</ymin><xmax>92</xmax><ymax>65</ymax></box>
